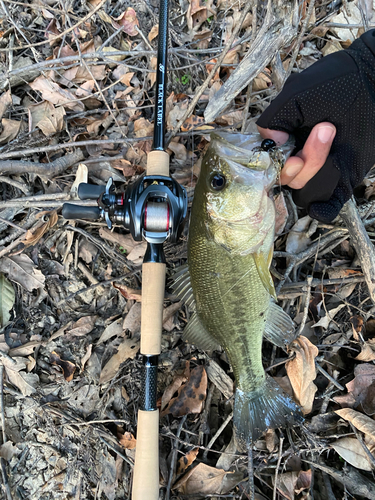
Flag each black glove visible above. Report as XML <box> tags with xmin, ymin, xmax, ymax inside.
<box><xmin>257</xmin><ymin>30</ymin><xmax>375</xmax><ymax>223</ymax></box>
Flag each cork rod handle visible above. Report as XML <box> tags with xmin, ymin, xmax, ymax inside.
<box><xmin>132</xmin><ymin>409</ymin><xmax>159</xmax><ymax>500</ymax></box>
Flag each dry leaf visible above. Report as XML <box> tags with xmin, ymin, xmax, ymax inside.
<box><xmin>0</xmin><ymin>442</ymin><xmax>18</xmax><ymax>461</ymax></box>
<box><xmin>133</xmin><ymin>117</ymin><xmax>153</xmax><ymax>137</ymax></box>
<box><xmin>99</xmin><ymin>339</ymin><xmax>139</xmax><ymax>384</ymax></box>
<box><xmin>123</xmin><ymin>303</ymin><xmax>142</xmax><ymax>333</ymax></box>
<box><xmin>335</xmin><ymin>408</ymin><xmax>375</xmax><ymax>442</ymax></box>
<box><xmin>0</xmin><ymin>118</ymin><xmax>21</xmax><ymax>144</ymax></box>
<box><xmin>29</xmin><ymin>76</ymin><xmax>84</xmax><ymax>112</ymax></box>
<box><xmin>312</xmin><ymin>304</ymin><xmax>345</xmax><ymax>329</ymax></box>
<box><xmin>148</xmin><ymin>24</ymin><xmax>159</xmax><ymax>41</ymax></box>
<box><xmin>167</xmin><ymin>141</ymin><xmax>187</xmax><ymax>162</ymax></box>
<box><xmin>102</xmin><ymin>46</ymin><xmax>126</xmax><ymax>63</ymax></box>
<box><xmin>98</xmin><ymin>318</ymin><xmax>123</xmax><ymax>344</ymax></box>
<box><xmin>0</xmin><ymin>273</ymin><xmax>15</xmax><ymax>327</ymax></box>
<box><xmin>0</xmin><ymin>90</ymin><xmax>12</xmax><ymax>121</ymax></box>
<box><xmin>50</xmin><ymin>351</ymin><xmax>76</xmax><ymax>382</ymax></box>
<box><xmin>22</xmin><ymin>211</ymin><xmax>58</xmax><ymax>248</ymax></box>
<box><xmin>80</xmin><ymin>344</ymin><xmax>92</xmax><ymax>373</ymax></box>
<box><xmin>174</xmin><ymin>463</ymin><xmax>242</xmax><ymax>496</ymax></box>
<box><xmin>118</xmin><ymin>431</ymin><xmax>136</xmax><ymax>449</ymax></box>
<box><xmin>334</xmin><ymin>363</ymin><xmax>375</xmax><ymax>410</ymax></box>
<box><xmin>70</xmin><ymin>164</ymin><xmax>88</xmax><ymax>198</ymax></box>
<box><xmin>0</xmin><ymin>254</ymin><xmax>45</xmax><ymax>291</ymax></box>
<box><xmin>285</xmin><ymin>215</ymin><xmax>312</xmax><ymax>255</ymax></box>
<box><xmin>331</xmin><ymin>437</ymin><xmax>372</xmax><ymax>471</ymax></box>
<box><xmin>273</xmin><ymin>469</ymin><xmax>312</xmax><ymax>500</ymax></box>
<box><xmin>2</xmin><ymin>357</ymin><xmax>39</xmax><ymax>396</ymax></box>
<box><xmin>66</xmin><ymin>316</ymin><xmax>96</xmax><ymax>337</ymax></box>
<box><xmin>176</xmin><ymin>448</ymin><xmax>199</xmax><ymax>475</ymax></box>
<box><xmin>113</xmin><ymin>283</ymin><xmax>141</xmax><ymax>301</ymax></box>
<box><xmin>286</xmin><ymin>336</ymin><xmax>318</xmax><ymax>414</ymax></box>
<box><xmin>162</xmin><ymin>365</ymin><xmax>207</xmax><ymax>417</ymax></box>
<box><xmin>8</xmin><ymin>341</ymin><xmax>41</xmax><ymax>357</ymax></box>
<box><xmin>113</xmin><ymin>7</ymin><xmax>139</xmax><ymax>36</ymax></box>
<box><xmin>29</xmin><ymin>101</ymin><xmax>65</xmax><ymax>135</ymax></box>
<box><xmin>161</xmin><ymin>361</ymin><xmax>190</xmax><ymax>411</ymax></box>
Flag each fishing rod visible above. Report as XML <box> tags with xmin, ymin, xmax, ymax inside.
<box><xmin>62</xmin><ymin>0</ymin><xmax>187</xmax><ymax>497</ymax></box>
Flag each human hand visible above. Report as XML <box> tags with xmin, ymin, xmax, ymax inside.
<box><xmin>256</xmin><ymin>29</ymin><xmax>375</xmax><ymax>223</ymax></box>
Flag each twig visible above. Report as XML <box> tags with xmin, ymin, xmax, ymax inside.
<box><xmin>273</xmin><ymin>436</ymin><xmax>284</xmax><ymax>500</ymax></box>
<box><xmin>165</xmin><ymin>415</ymin><xmax>187</xmax><ymax>500</ymax></box>
<box><xmin>0</xmin><ymin>150</ymin><xmax>84</xmax><ymax>175</ymax></box>
<box><xmin>340</xmin><ymin>199</ymin><xmax>375</xmax><ymax>303</ymax></box>
<box><xmin>248</xmin><ymin>439</ymin><xmax>255</xmax><ymax>500</ymax></box>
<box><xmin>199</xmin><ymin>382</ymin><xmax>215</xmax><ymax>445</ymax></box>
<box><xmin>315</xmin><ymin>362</ymin><xmax>344</xmax><ymax>391</ymax></box>
<box><xmin>167</xmin><ymin>2</ymin><xmax>253</xmax><ymax>143</ymax></box>
<box><xmin>0</xmin><ymin>217</ymin><xmax>27</xmax><ymax>232</ymax></box>
<box><xmin>203</xmin><ymin>412</ymin><xmax>233</xmax><ymax>461</ymax></box>
<box><xmin>297</xmin><ymin>276</ymin><xmax>313</xmax><ymax>336</ymax></box>
<box><xmin>349</xmin><ymin>423</ymin><xmax>375</xmax><ymax>469</ymax></box>
<box><xmin>241</xmin><ymin>0</ymin><xmax>258</xmax><ymax>133</ymax></box>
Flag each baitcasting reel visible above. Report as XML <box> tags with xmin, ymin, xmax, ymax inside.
<box><xmin>62</xmin><ymin>175</ymin><xmax>187</xmax><ymax>245</ymax></box>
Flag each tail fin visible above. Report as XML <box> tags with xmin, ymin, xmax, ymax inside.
<box><xmin>233</xmin><ymin>377</ymin><xmax>302</xmax><ymax>448</ymax></box>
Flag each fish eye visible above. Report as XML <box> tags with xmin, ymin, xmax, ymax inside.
<box><xmin>210</xmin><ymin>174</ymin><xmax>226</xmax><ymax>191</ymax></box>
<box><xmin>261</xmin><ymin>139</ymin><xmax>276</xmax><ymax>151</ymax></box>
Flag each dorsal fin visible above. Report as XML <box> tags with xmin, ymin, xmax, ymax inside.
<box><xmin>264</xmin><ymin>302</ymin><xmax>296</xmax><ymax>348</ymax></box>
<box><xmin>183</xmin><ymin>313</ymin><xmax>222</xmax><ymax>351</ymax></box>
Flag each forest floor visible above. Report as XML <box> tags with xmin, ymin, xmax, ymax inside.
<box><xmin>1</xmin><ymin>0</ymin><xmax>375</xmax><ymax>499</ymax></box>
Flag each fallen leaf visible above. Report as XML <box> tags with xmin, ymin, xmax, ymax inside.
<box><xmin>162</xmin><ymin>365</ymin><xmax>207</xmax><ymax>417</ymax></box>
<box><xmin>174</xmin><ymin>463</ymin><xmax>242</xmax><ymax>496</ymax></box>
<box><xmin>312</xmin><ymin>304</ymin><xmax>345</xmax><ymax>329</ymax></box>
<box><xmin>80</xmin><ymin>344</ymin><xmax>92</xmax><ymax>373</ymax></box>
<box><xmin>22</xmin><ymin>211</ymin><xmax>58</xmax><ymax>248</ymax></box>
<box><xmin>99</xmin><ymin>338</ymin><xmax>139</xmax><ymax>384</ymax></box>
<box><xmin>98</xmin><ymin>318</ymin><xmax>123</xmax><ymax>344</ymax></box>
<box><xmin>181</xmin><ymin>114</ymin><xmax>212</xmax><ymax>132</ymax></box>
<box><xmin>0</xmin><ymin>118</ymin><xmax>21</xmax><ymax>144</ymax></box>
<box><xmin>133</xmin><ymin>117</ymin><xmax>153</xmax><ymax>137</ymax></box>
<box><xmin>0</xmin><ymin>254</ymin><xmax>45</xmax><ymax>291</ymax></box>
<box><xmin>70</xmin><ymin>163</ymin><xmax>88</xmax><ymax>198</ymax></box>
<box><xmin>8</xmin><ymin>341</ymin><xmax>41</xmax><ymax>357</ymax></box>
<box><xmin>0</xmin><ymin>273</ymin><xmax>15</xmax><ymax>327</ymax></box>
<box><xmin>161</xmin><ymin>361</ymin><xmax>190</xmax><ymax>411</ymax></box>
<box><xmin>123</xmin><ymin>303</ymin><xmax>142</xmax><ymax>333</ymax></box>
<box><xmin>335</xmin><ymin>408</ymin><xmax>375</xmax><ymax>442</ymax></box>
<box><xmin>50</xmin><ymin>351</ymin><xmax>76</xmax><ymax>382</ymax></box>
<box><xmin>113</xmin><ymin>7</ymin><xmax>139</xmax><ymax>36</ymax></box>
<box><xmin>0</xmin><ymin>91</ymin><xmax>12</xmax><ymax>120</ymax></box>
<box><xmin>286</xmin><ymin>336</ymin><xmax>318</xmax><ymax>414</ymax></box>
<box><xmin>334</xmin><ymin>364</ymin><xmax>375</xmax><ymax>410</ymax></box>
<box><xmin>331</xmin><ymin>437</ymin><xmax>372</xmax><ymax>471</ymax></box>
<box><xmin>285</xmin><ymin>215</ymin><xmax>312</xmax><ymax>255</ymax></box>
<box><xmin>29</xmin><ymin>76</ymin><xmax>84</xmax><ymax>112</ymax></box>
<box><xmin>148</xmin><ymin>24</ymin><xmax>159</xmax><ymax>41</ymax></box>
<box><xmin>118</xmin><ymin>431</ymin><xmax>136</xmax><ymax>449</ymax></box>
<box><xmin>273</xmin><ymin>469</ymin><xmax>312</xmax><ymax>500</ymax></box>
<box><xmin>2</xmin><ymin>356</ymin><xmax>39</xmax><ymax>396</ymax></box>
<box><xmin>253</xmin><ymin>71</ymin><xmax>272</xmax><ymax>91</ymax></box>
<box><xmin>66</xmin><ymin>316</ymin><xmax>97</xmax><ymax>337</ymax></box>
<box><xmin>167</xmin><ymin>141</ymin><xmax>187</xmax><ymax>163</ymax></box>
<box><xmin>28</xmin><ymin>101</ymin><xmax>65</xmax><ymax>135</ymax></box>
<box><xmin>0</xmin><ymin>442</ymin><xmax>18</xmax><ymax>461</ymax></box>
<box><xmin>177</xmin><ymin>448</ymin><xmax>199</xmax><ymax>475</ymax></box>
<box><xmin>113</xmin><ymin>283</ymin><xmax>141</xmax><ymax>301</ymax></box>
<box><xmin>102</xmin><ymin>46</ymin><xmax>126</xmax><ymax>63</ymax></box>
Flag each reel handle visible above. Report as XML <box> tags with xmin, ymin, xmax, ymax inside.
<box><xmin>61</xmin><ymin>204</ymin><xmax>101</xmax><ymax>220</ymax></box>
<box><xmin>78</xmin><ymin>183</ymin><xmax>106</xmax><ymax>200</ymax></box>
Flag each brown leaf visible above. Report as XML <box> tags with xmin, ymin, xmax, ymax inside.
<box><xmin>161</xmin><ymin>361</ymin><xmax>190</xmax><ymax>411</ymax></box>
<box><xmin>66</xmin><ymin>316</ymin><xmax>97</xmax><ymax>337</ymax></box>
<box><xmin>0</xmin><ymin>254</ymin><xmax>45</xmax><ymax>291</ymax></box>
<box><xmin>174</xmin><ymin>463</ymin><xmax>242</xmax><ymax>496</ymax></box>
<box><xmin>8</xmin><ymin>341</ymin><xmax>41</xmax><ymax>357</ymax></box>
<box><xmin>335</xmin><ymin>408</ymin><xmax>375</xmax><ymax>442</ymax></box>
<box><xmin>273</xmin><ymin>469</ymin><xmax>312</xmax><ymax>500</ymax></box>
<box><xmin>22</xmin><ymin>211</ymin><xmax>58</xmax><ymax>248</ymax></box>
<box><xmin>286</xmin><ymin>336</ymin><xmax>318</xmax><ymax>414</ymax></box>
<box><xmin>334</xmin><ymin>363</ymin><xmax>375</xmax><ymax>410</ymax></box>
<box><xmin>99</xmin><ymin>339</ymin><xmax>139</xmax><ymax>384</ymax></box>
<box><xmin>113</xmin><ymin>8</ymin><xmax>139</xmax><ymax>36</ymax></box>
<box><xmin>0</xmin><ymin>91</ymin><xmax>12</xmax><ymax>121</ymax></box>
<box><xmin>28</xmin><ymin>101</ymin><xmax>65</xmax><ymax>135</ymax></box>
<box><xmin>162</xmin><ymin>365</ymin><xmax>207</xmax><ymax>417</ymax></box>
<box><xmin>29</xmin><ymin>76</ymin><xmax>84</xmax><ymax>112</ymax></box>
<box><xmin>253</xmin><ymin>71</ymin><xmax>272</xmax><ymax>92</ymax></box>
<box><xmin>118</xmin><ymin>430</ymin><xmax>136</xmax><ymax>449</ymax></box>
<box><xmin>331</xmin><ymin>437</ymin><xmax>372</xmax><ymax>471</ymax></box>
<box><xmin>0</xmin><ymin>119</ymin><xmax>21</xmax><ymax>144</ymax></box>
<box><xmin>113</xmin><ymin>283</ymin><xmax>141</xmax><ymax>301</ymax></box>
<box><xmin>123</xmin><ymin>303</ymin><xmax>142</xmax><ymax>333</ymax></box>
<box><xmin>148</xmin><ymin>24</ymin><xmax>159</xmax><ymax>41</ymax></box>
<box><xmin>133</xmin><ymin>117</ymin><xmax>153</xmax><ymax>137</ymax></box>
<box><xmin>176</xmin><ymin>448</ymin><xmax>199</xmax><ymax>475</ymax></box>
<box><xmin>80</xmin><ymin>344</ymin><xmax>92</xmax><ymax>373</ymax></box>
<box><xmin>97</xmin><ymin>318</ymin><xmax>123</xmax><ymax>345</ymax></box>
<box><xmin>50</xmin><ymin>351</ymin><xmax>76</xmax><ymax>382</ymax></box>
<box><xmin>181</xmin><ymin>114</ymin><xmax>213</xmax><ymax>132</ymax></box>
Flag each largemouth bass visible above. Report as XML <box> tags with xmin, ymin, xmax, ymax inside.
<box><xmin>173</xmin><ymin>132</ymin><xmax>301</xmax><ymax>446</ymax></box>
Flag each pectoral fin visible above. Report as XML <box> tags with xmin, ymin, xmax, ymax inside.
<box><xmin>264</xmin><ymin>302</ymin><xmax>296</xmax><ymax>348</ymax></box>
<box><xmin>254</xmin><ymin>250</ymin><xmax>276</xmax><ymax>299</ymax></box>
<box><xmin>183</xmin><ymin>313</ymin><xmax>222</xmax><ymax>352</ymax></box>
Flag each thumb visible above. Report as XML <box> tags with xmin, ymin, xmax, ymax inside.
<box><xmin>257</xmin><ymin>125</ymin><xmax>289</xmax><ymax>146</ymax></box>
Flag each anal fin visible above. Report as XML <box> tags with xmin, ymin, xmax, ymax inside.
<box><xmin>183</xmin><ymin>313</ymin><xmax>222</xmax><ymax>351</ymax></box>
<box><xmin>264</xmin><ymin>302</ymin><xmax>296</xmax><ymax>348</ymax></box>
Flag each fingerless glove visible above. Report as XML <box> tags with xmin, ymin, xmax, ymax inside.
<box><xmin>257</xmin><ymin>30</ymin><xmax>375</xmax><ymax>223</ymax></box>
